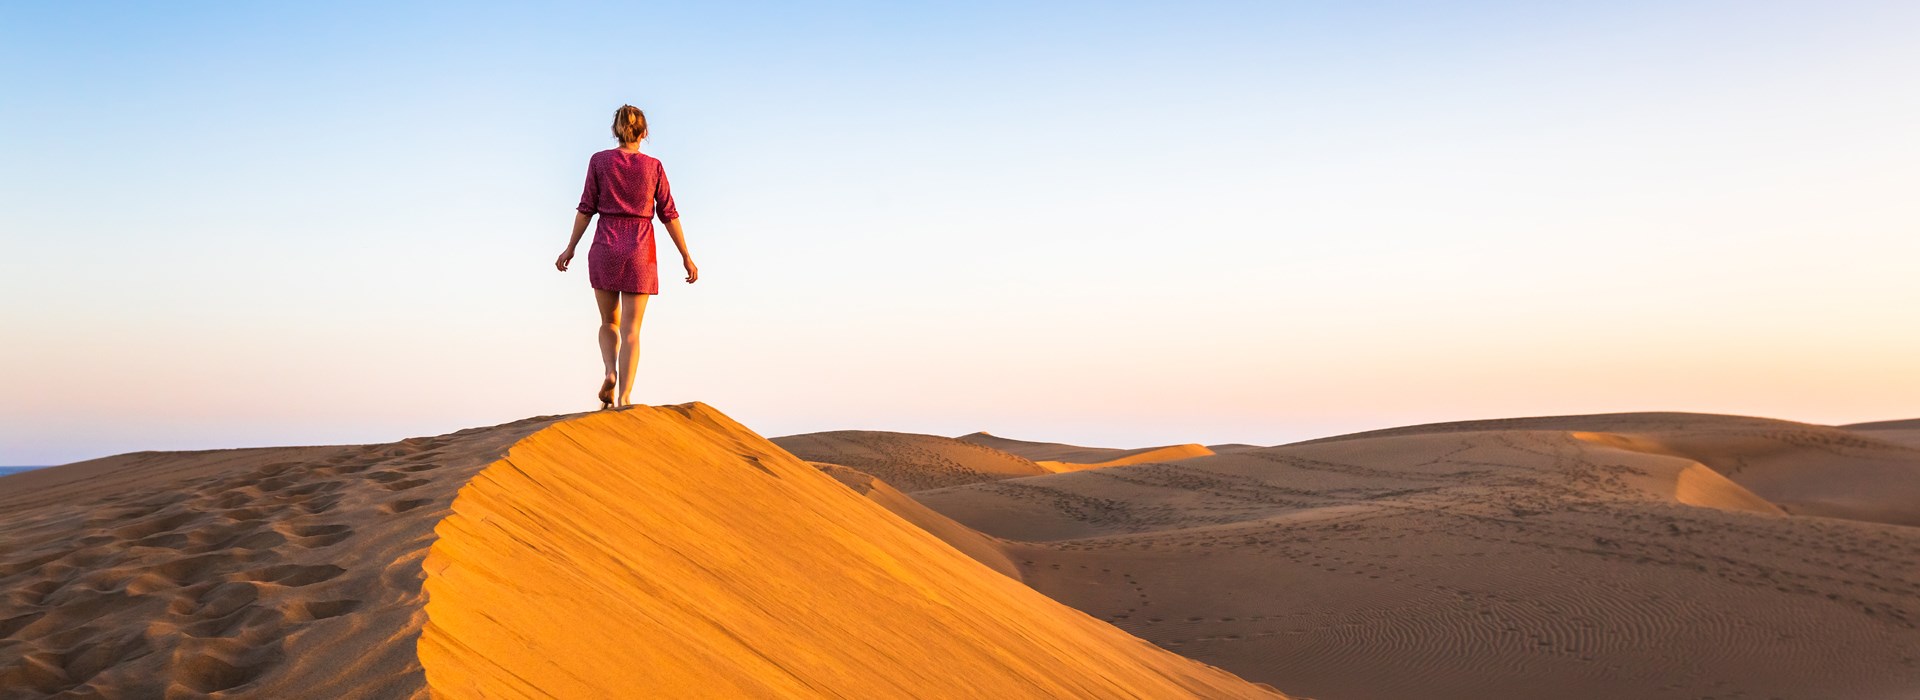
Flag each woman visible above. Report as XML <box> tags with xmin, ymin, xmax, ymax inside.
<box><xmin>555</xmin><ymin>104</ymin><xmax>698</xmax><ymax>409</ymax></box>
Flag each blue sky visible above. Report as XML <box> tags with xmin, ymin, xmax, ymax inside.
<box><xmin>4</xmin><ymin>2</ymin><xmax>1919</xmax><ymax>464</ymax></box>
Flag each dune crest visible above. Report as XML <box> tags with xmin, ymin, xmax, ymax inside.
<box><xmin>417</xmin><ymin>403</ymin><xmax>1282</xmax><ymax>699</ymax></box>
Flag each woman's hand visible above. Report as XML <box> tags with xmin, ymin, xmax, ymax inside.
<box><xmin>555</xmin><ymin>249</ymin><xmax>575</xmax><ymax>271</ymax></box>
<box><xmin>684</xmin><ymin>259</ymin><xmax>699</xmax><ymax>283</ymax></box>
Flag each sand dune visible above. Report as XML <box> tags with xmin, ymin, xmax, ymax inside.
<box><xmin>1843</xmin><ymin>418</ymin><xmax>1920</xmax><ymax>430</ymax></box>
<box><xmin>905</xmin><ymin>418</ymin><xmax>1920</xmax><ymax>700</ymax></box>
<box><xmin>771</xmin><ymin>430</ymin><xmax>1048</xmax><ymax>491</ymax></box>
<box><xmin>0</xmin><ymin>404</ymin><xmax>1282</xmax><ymax>699</ymax></box>
<box><xmin>957</xmin><ymin>432</ymin><xmax>1215</xmax><ymax>472</ymax></box>
<box><xmin>1296</xmin><ymin>412</ymin><xmax>1920</xmax><ymax>526</ymax></box>
<box><xmin>1205</xmin><ymin>443</ymin><xmax>1266</xmax><ymax>455</ymax></box>
<box><xmin>1843</xmin><ymin>418</ymin><xmax>1920</xmax><ymax>450</ymax></box>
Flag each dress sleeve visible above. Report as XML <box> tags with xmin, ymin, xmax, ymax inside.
<box><xmin>576</xmin><ymin>155</ymin><xmax>599</xmax><ymax>215</ymax></box>
<box><xmin>654</xmin><ymin>160</ymin><xmax>679</xmax><ymax>222</ymax></box>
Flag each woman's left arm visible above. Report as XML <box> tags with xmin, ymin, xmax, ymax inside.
<box><xmin>664</xmin><ymin>217</ymin><xmax>696</xmax><ymax>283</ymax></box>
<box><xmin>655</xmin><ymin>161</ymin><xmax>695</xmax><ymax>283</ymax></box>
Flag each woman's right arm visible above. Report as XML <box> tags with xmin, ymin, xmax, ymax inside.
<box><xmin>556</xmin><ymin>211</ymin><xmax>592</xmax><ymax>271</ymax></box>
<box><xmin>558</xmin><ymin>156</ymin><xmax>599</xmax><ymax>271</ymax></box>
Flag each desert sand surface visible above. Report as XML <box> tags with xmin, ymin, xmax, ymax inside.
<box><xmin>958</xmin><ymin>432</ymin><xmax>1215</xmax><ymax>472</ymax></box>
<box><xmin>0</xmin><ymin>404</ymin><xmax>1282</xmax><ymax>700</ymax></box>
<box><xmin>899</xmin><ymin>413</ymin><xmax>1920</xmax><ymax>700</ymax></box>
<box><xmin>0</xmin><ymin>415</ymin><xmax>564</xmax><ymax>699</ymax></box>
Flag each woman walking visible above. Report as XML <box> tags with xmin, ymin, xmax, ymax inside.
<box><xmin>556</xmin><ymin>104</ymin><xmax>698</xmax><ymax>409</ymax></box>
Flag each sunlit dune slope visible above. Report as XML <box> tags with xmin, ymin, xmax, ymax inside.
<box><xmin>1295</xmin><ymin>412</ymin><xmax>1920</xmax><ymax>526</ymax></box>
<box><xmin>956</xmin><ymin>432</ymin><xmax>1214</xmax><ymax>472</ymax></box>
<box><xmin>770</xmin><ymin>430</ymin><xmax>1048</xmax><ymax>491</ymax></box>
<box><xmin>907</xmin><ymin>425</ymin><xmax>1920</xmax><ymax>700</ymax></box>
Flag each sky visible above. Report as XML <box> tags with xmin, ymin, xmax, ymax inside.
<box><xmin>3</xmin><ymin>1</ymin><xmax>1918</xmax><ymax>464</ymax></box>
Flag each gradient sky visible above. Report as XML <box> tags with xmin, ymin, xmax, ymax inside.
<box><xmin>4</xmin><ymin>1</ymin><xmax>1918</xmax><ymax>464</ymax></box>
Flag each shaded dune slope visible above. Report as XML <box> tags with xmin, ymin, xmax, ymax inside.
<box><xmin>0</xmin><ymin>415</ymin><xmax>563</xmax><ymax>699</ymax></box>
<box><xmin>420</xmin><ymin>404</ymin><xmax>1283</xmax><ymax>699</ymax></box>
<box><xmin>1294</xmin><ymin>412</ymin><xmax>1920</xmax><ymax>526</ymax></box>
<box><xmin>910</xmin><ymin>427</ymin><xmax>1920</xmax><ymax>700</ymax></box>
<box><xmin>958</xmin><ymin>432</ymin><xmax>1215</xmax><ymax>471</ymax></box>
<box><xmin>770</xmin><ymin>430</ymin><xmax>1048</xmax><ymax>491</ymax></box>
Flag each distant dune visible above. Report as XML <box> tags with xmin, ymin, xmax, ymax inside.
<box><xmin>0</xmin><ymin>404</ymin><xmax>1281</xmax><ymax>700</ymax></box>
<box><xmin>770</xmin><ymin>430</ymin><xmax>1049</xmax><ymax>491</ymax></box>
<box><xmin>1294</xmin><ymin>412</ymin><xmax>1920</xmax><ymax>526</ymax></box>
<box><xmin>901</xmin><ymin>414</ymin><xmax>1920</xmax><ymax>700</ymax></box>
<box><xmin>1842</xmin><ymin>417</ymin><xmax>1920</xmax><ymax>450</ymax></box>
<box><xmin>1841</xmin><ymin>418</ymin><xmax>1920</xmax><ymax>431</ymax></box>
<box><xmin>1205</xmin><ymin>443</ymin><xmax>1266</xmax><ymax>455</ymax></box>
<box><xmin>957</xmin><ymin>432</ymin><xmax>1215</xmax><ymax>472</ymax></box>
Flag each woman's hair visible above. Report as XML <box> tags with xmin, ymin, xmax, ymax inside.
<box><xmin>612</xmin><ymin>105</ymin><xmax>648</xmax><ymax>144</ymax></box>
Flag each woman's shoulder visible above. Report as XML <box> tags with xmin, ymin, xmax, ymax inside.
<box><xmin>592</xmin><ymin>149</ymin><xmax>662</xmax><ymax>165</ymax></box>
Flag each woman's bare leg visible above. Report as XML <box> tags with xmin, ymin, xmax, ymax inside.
<box><xmin>594</xmin><ymin>288</ymin><xmax>620</xmax><ymax>405</ymax></box>
<box><xmin>615</xmin><ymin>292</ymin><xmax>650</xmax><ymax>407</ymax></box>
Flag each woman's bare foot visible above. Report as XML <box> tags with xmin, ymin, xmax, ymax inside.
<box><xmin>598</xmin><ymin>373</ymin><xmax>616</xmax><ymax>409</ymax></box>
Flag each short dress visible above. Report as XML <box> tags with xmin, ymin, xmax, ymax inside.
<box><xmin>576</xmin><ymin>149</ymin><xmax>679</xmax><ymax>294</ymax></box>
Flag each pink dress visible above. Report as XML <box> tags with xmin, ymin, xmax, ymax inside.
<box><xmin>577</xmin><ymin>149</ymin><xmax>679</xmax><ymax>294</ymax></box>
